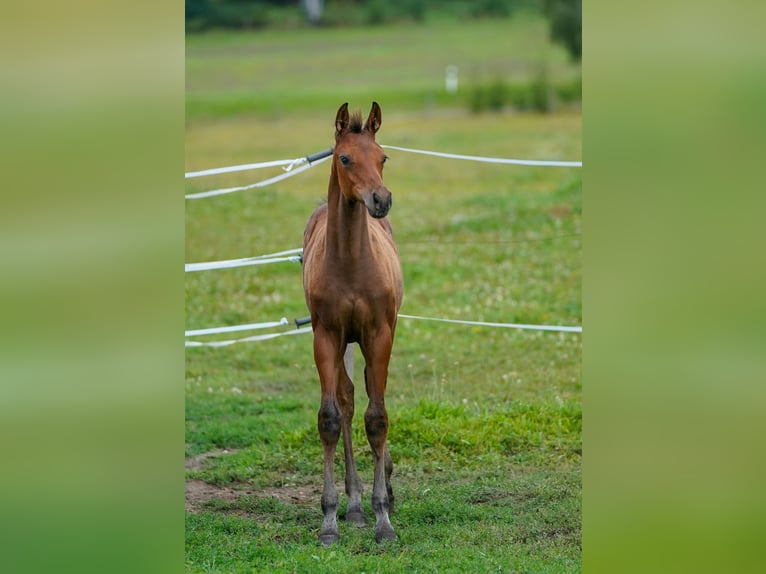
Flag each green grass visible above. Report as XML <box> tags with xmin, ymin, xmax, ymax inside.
<box><xmin>186</xmin><ymin>16</ymin><xmax>581</xmax><ymax>574</ymax></box>
<box><xmin>186</xmin><ymin>468</ymin><xmax>580</xmax><ymax>573</ymax></box>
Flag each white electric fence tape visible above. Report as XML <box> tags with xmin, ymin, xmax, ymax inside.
<box><xmin>185</xmin><ymin>317</ymin><xmax>289</xmax><ymax>337</ymax></box>
<box><xmin>185</xmin><ymin>314</ymin><xmax>582</xmax><ymax>347</ymax></box>
<box><xmin>185</xmin><ymin>326</ymin><xmax>313</xmax><ymax>348</ymax></box>
<box><xmin>185</xmin><ymin>248</ymin><xmax>303</xmax><ymax>273</ymax></box>
<box><xmin>185</xmin><ymin>159</ymin><xmax>300</xmax><ymax>179</ymax></box>
<box><xmin>185</xmin><ymin>155</ymin><xmax>331</xmax><ymax>200</ymax></box>
<box><xmin>380</xmin><ymin>145</ymin><xmax>582</xmax><ymax>167</ymax></box>
<box><xmin>397</xmin><ymin>314</ymin><xmax>582</xmax><ymax>333</ymax></box>
<box><xmin>184</xmin><ymin>145</ymin><xmax>580</xmax><ymax>200</ymax></box>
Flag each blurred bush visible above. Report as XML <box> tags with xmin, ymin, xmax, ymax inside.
<box><xmin>468</xmin><ymin>68</ymin><xmax>580</xmax><ymax>114</ymax></box>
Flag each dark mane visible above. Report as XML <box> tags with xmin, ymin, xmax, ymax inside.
<box><xmin>348</xmin><ymin>109</ymin><xmax>364</xmax><ymax>133</ymax></box>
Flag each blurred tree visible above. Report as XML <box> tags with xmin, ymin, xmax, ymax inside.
<box><xmin>542</xmin><ymin>0</ymin><xmax>581</xmax><ymax>61</ymax></box>
<box><xmin>186</xmin><ymin>0</ymin><xmax>527</xmax><ymax>32</ymax></box>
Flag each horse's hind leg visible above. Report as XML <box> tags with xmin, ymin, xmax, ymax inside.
<box><xmin>338</xmin><ymin>344</ymin><xmax>365</xmax><ymax>526</ymax></box>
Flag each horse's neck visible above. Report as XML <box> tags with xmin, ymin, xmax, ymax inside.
<box><xmin>326</xmin><ymin>167</ymin><xmax>370</xmax><ymax>266</ymax></box>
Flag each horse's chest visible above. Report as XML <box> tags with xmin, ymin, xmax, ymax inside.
<box><xmin>315</xmin><ymin>279</ymin><xmax>391</xmax><ymax>313</ymax></box>
<box><xmin>309</xmin><ymin>276</ymin><xmax>396</xmax><ymax>329</ymax></box>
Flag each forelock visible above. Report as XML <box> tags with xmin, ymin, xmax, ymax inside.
<box><xmin>348</xmin><ymin>109</ymin><xmax>364</xmax><ymax>133</ymax></box>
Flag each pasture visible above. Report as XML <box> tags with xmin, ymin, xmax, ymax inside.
<box><xmin>186</xmin><ymin>15</ymin><xmax>581</xmax><ymax>574</ymax></box>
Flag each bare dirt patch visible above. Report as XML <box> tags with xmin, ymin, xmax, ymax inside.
<box><xmin>185</xmin><ymin>480</ymin><xmax>322</xmax><ymax>514</ymax></box>
<box><xmin>186</xmin><ymin>479</ymin><xmax>237</xmax><ymax>513</ymax></box>
<box><xmin>186</xmin><ymin>449</ymin><xmax>323</xmax><ymax>513</ymax></box>
<box><xmin>185</xmin><ymin>448</ymin><xmax>237</xmax><ymax>472</ymax></box>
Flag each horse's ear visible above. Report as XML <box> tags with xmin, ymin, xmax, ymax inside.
<box><xmin>335</xmin><ymin>102</ymin><xmax>349</xmax><ymax>138</ymax></box>
<box><xmin>365</xmin><ymin>101</ymin><xmax>382</xmax><ymax>135</ymax></box>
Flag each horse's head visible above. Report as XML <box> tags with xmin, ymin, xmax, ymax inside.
<box><xmin>333</xmin><ymin>101</ymin><xmax>391</xmax><ymax>219</ymax></box>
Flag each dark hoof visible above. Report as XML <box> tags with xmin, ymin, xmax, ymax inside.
<box><xmin>375</xmin><ymin>526</ymin><xmax>397</xmax><ymax>543</ymax></box>
<box><xmin>319</xmin><ymin>532</ymin><xmax>339</xmax><ymax>546</ymax></box>
<box><xmin>346</xmin><ymin>509</ymin><xmax>366</xmax><ymax>527</ymax></box>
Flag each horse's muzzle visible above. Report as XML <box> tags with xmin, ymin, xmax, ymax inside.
<box><xmin>366</xmin><ymin>189</ymin><xmax>392</xmax><ymax>219</ymax></box>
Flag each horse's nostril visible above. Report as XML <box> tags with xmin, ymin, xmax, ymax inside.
<box><xmin>368</xmin><ymin>191</ymin><xmax>391</xmax><ymax>216</ymax></box>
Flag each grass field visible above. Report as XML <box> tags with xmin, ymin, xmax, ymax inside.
<box><xmin>186</xmin><ymin>14</ymin><xmax>581</xmax><ymax>574</ymax></box>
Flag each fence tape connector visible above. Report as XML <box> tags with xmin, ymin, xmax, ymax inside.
<box><xmin>185</xmin><ymin>155</ymin><xmax>331</xmax><ymax>200</ymax></box>
<box><xmin>185</xmin><ymin>326</ymin><xmax>313</xmax><ymax>347</ymax></box>
<box><xmin>282</xmin><ymin>158</ymin><xmax>307</xmax><ymax>172</ymax></box>
<box><xmin>284</xmin><ymin>147</ymin><xmax>334</xmax><ymax>172</ymax></box>
<box><xmin>381</xmin><ymin>145</ymin><xmax>582</xmax><ymax>167</ymax></box>
<box><xmin>397</xmin><ymin>313</ymin><xmax>582</xmax><ymax>333</ymax></box>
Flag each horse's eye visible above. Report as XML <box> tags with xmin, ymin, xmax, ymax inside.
<box><xmin>382</xmin><ymin>155</ymin><xmax>388</xmax><ymax>165</ymax></box>
<box><xmin>339</xmin><ymin>155</ymin><xmax>350</xmax><ymax>166</ymax></box>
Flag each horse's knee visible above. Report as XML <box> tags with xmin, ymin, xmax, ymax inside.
<box><xmin>364</xmin><ymin>407</ymin><xmax>388</xmax><ymax>444</ymax></box>
<box><xmin>318</xmin><ymin>402</ymin><xmax>342</xmax><ymax>442</ymax></box>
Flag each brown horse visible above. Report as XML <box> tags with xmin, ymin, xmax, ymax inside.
<box><xmin>302</xmin><ymin>102</ymin><xmax>404</xmax><ymax>545</ymax></box>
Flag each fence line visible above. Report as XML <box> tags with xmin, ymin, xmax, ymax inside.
<box><xmin>185</xmin><ymin>155</ymin><xmax>331</xmax><ymax>200</ymax></box>
<box><xmin>185</xmin><ymin>317</ymin><xmax>289</xmax><ymax>337</ymax></box>
<box><xmin>186</xmin><ymin>145</ymin><xmax>582</xmax><ymax>180</ymax></box>
<box><xmin>185</xmin><ymin>232</ymin><xmax>582</xmax><ymax>274</ymax></box>
<box><xmin>185</xmin><ymin>147</ymin><xmax>334</xmax><ymax>180</ymax></box>
<box><xmin>185</xmin><ymin>145</ymin><xmax>581</xmax><ymax>200</ymax></box>
<box><xmin>186</xmin><ymin>248</ymin><xmax>303</xmax><ymax>273</ymax></box>
<box><xmin>397</xmin><ymin>314</ymin><xmax>582</xmax><ymax>333</ymax></box>
<box><xmin>185</xmin><ymin>313</ymin><xmax>582</xmax><ymax>347</ymax></box>
<box><xmin>185</xmin><ymin>326</ymin><xmax>313</xmax><ymax>348</ymax></box>
<box><xmin>185</xmin><ymin>143</ymin><xmax>582</xmax><ymax>346</ymax></box>
<box><xmin>381</xmin><ymin>145</ymin><xmax>582</xmax><ymax>167</ymax></box>
<box><xmin>186</xmin><ymin>158</ymin><xmax>299</xmax><ymax>179</ymax></box>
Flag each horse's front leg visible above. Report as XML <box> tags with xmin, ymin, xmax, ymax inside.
<box><xmin>313</xmin><ymin>326</ymin><xmax>344</xmax><ymax>545</ymax></box>
<box><xmin>361</xmin><ymin>328</ymin><xmax>397</xmax><ymax>543</ymax></box>
<box><xmin>384</xmin><ymin>444</ymin><xmax>394</xmax><ymax>514</ymax></box>
<box><xmin>338</xmin><ymin>344</ymin><xmax>365</xmax><ymax>526</ymax></box>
